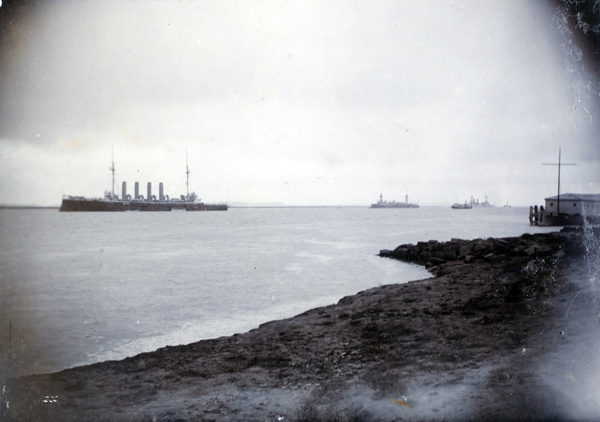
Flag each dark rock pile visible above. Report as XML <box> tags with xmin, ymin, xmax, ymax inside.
<box><xmin>379</xmin><ymin>229</ymin><xmax>587</xmax><ymax>271</ymax></box>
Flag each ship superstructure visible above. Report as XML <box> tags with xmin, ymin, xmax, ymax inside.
<box><xmin>469</xmin><ymin>195</ymin><xmax>492</xmax><ymax>208</ymax></box>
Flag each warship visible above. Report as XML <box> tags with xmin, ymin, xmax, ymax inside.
<box><xmin>59</xmin><ymin>155</ymin><xmax>227</xmax><ymax>212</ymax></box>
<box><xmin>370</xmin><ymin>192</ymin><xmax>419</xmax><ymax>209</ymax></box>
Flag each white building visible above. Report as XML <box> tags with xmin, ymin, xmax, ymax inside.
<box><xmin>544</xmin><ymin>193</ymin><xmax>600</xmax><ymax>219</ymax></box>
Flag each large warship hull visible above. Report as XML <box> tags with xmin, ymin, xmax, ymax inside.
<box><xmin>60</xmin><ymin>197</ymin><xmax>227</xmax><ymax>212</ymax></box>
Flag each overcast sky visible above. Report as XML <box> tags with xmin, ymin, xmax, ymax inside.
<box><xmin>0</xmin><ymin>0</ymin><xmax>598</xmax><ymax>206</ymax></box>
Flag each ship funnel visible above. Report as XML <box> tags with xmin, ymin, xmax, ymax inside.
<box><xmin>159</xmin><ymin>182</ymin><xmax>165</xmax><ymax>201</ymax></box>
<box><xmin>147</xmin><ymin>182</ymin><xmax>152</xmax><ymax>201</ymax></box>
<box><xmin>135</xmin><ymin>182</ymin><xmax>140</xmax><ymax>199</ymax></box>
<box><xmin>122</xmin><ymin>182</ymin><xmax>127</xmax><ymax>200</ymax></box>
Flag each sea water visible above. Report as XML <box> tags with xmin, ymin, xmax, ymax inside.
<box><xmin>0</xmin><ymin>206</ymin><xmax>556</xmax><ymax>376</ymax></box>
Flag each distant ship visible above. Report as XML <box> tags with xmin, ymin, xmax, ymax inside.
<box><xmin>59</xmin><ymin>155</ymin><xmax>227</xmax><ymax>212</ymax></box>
<box><xmin>370</xmin><ymin>193</ymin><xmax>419</xmax><ymax>209</ymax></box>
<box><xmin>451</xmin><ymin>201</ymin><xmax>472</xmax><ymax>209</ymax></box>
<box><xmin>469</xmin><ymin>195</ymin><xmax>492</xmax><ymax>208</ymax></box>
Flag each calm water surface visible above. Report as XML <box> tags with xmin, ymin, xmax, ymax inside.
<box><xmin>0</xmin><ymin>206</ymin><xmax>556</xmax><ymax>375</ymax></box>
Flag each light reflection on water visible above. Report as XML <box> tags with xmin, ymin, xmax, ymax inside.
<box><xmin>0</xmin><ymin>206</ymin><xmax>556</xmax><ymax>375</ymax></box>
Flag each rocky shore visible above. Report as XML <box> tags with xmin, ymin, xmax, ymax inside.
<box><xmin>4</xmin><ymin>228</ymin><xmax>600</xmax><ymax>421</ymax></box>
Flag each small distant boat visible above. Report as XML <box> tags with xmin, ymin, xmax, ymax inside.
<box><xmin>504</xmin><ymin>200</ymin><xmax>511</xmax><ymax>208</ymax></box>
<box><xmin>371</xmin><ymin>193</ymin><xmax>419</xmax><ymax>209</ymax></box>
<box><xmin>451</xmin><ymin>201</ymin><xmax>472</xmax><ymax>209</ymax></box>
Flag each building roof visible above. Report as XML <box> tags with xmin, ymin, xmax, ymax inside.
<box><xmin>544</xmin><ymin>193</ymin><xmax>600</xmax><ymax>201</ymax></box>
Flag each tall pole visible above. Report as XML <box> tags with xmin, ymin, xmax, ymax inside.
<box><xmin>9</xmin><ymin>319</ymin><xmax>12</xmax><ymax>365</ymax></box>
<box><xmin>557</xmin><ymin>147</ymin><xmax>561</xmax><ymax>214</ymax></box>
<box><xmin>543</xmin><ymin>147</ymin><xmax>576</xmax><ymax>216</ymax></box>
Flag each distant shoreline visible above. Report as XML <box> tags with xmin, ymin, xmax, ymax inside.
<box><xmin>0</xmin><ymin>205</ymin><xmax>59</xmax><ymax>210</ymax></box>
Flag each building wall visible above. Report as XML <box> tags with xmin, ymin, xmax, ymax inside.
<box><xmin>544</xmin><ymin>198</ymin><xmax>600</xmax><ymax>217</ymax></box>
<box><xmin>581</xmin><ymin>201</ymin><xmax>600</xmax><ymax>218</ymax></box>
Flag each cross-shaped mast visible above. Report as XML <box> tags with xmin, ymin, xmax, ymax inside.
<box><xmin>543</xmin><ymin>147</ymin><xmax>576</xmax><ymax>215</ymax></box>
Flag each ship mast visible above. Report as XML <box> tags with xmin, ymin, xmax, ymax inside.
<box><xmin>186</xmin><ymin>151</ymin><xmax>190</xmax><ymax>198</ymax></box>
<box><xmin>110</xmin><ymin>149</ymin><xmax>115</xmax><ymax>199</ymax></box>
